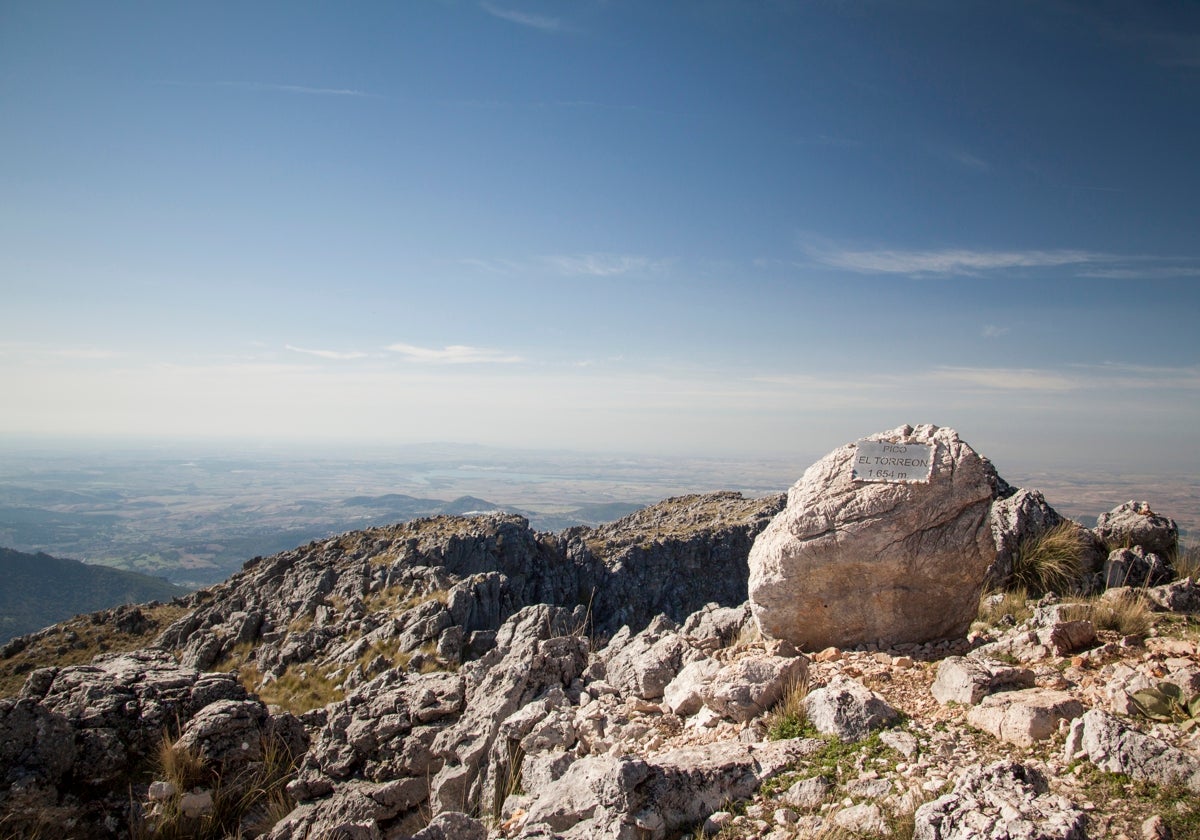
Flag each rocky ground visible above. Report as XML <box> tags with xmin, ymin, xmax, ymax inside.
<box><xmin>0</xmin><ymin>485</ymin><xmax>1197</xmax><ymax>839</ymax></box>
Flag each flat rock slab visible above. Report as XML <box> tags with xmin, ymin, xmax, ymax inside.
<box><xmin>749</xmin><ymin>425</ymin><xmax>1001</xmax><ymax>651</ymax></box>
<box><xmin>931</xmin><ymin>656</ymin><xmax>1036</xmax><ymax>706</ymax></box>
<box><xmin>966</xmin><ymin>688</ymin><xmax>1084</xmax><ymax>747</ymax></box>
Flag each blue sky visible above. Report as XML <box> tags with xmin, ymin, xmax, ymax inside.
<box><xmin>2</xmin><ymin>1</ymin><xmax>1199</xmax><ymax>472</ymax></box>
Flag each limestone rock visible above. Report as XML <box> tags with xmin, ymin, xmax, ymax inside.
<box><xmin>1066</xmin><ymin>709</ymin><xmax>1200</xmax><ymax>792</ymax></box>
<box><xmin>1143</xmin><ymin>577</ymin><xmax>1200</xmax><ymax>613</ymax></box>
<box><xmin>602</xmin><ymin>616</ymin><xmax>698</xmax><ymax>701</ymax></box>
<box><xmin>682</xmin><ymin>602</ymin><xmax>754</xmax><ymax>649</ymax></box>
<box><xmin>699</xmin><ymin>654</ymin><xmax>808</xmax><ymax>723</ymax></box>
<box><xmin>965</xmin><ymin>688</ymin><xmax>1084</xmax><ymax>747</ymax></box>
<box><xmin>1038</xmin><ymin>619</ymin><xmax>1097</xmax><ymax>656</ymax></box>
<box><xmin>1105</xmin><ymin>546</ymin><xmax>1173</xmax><ymax>590</ymax></box>
<box><xmin>1094</xmin><ymin>501</ymin><xmax>1178</xmax><ymax>556</ymax></box>
<box><xmin>0</xmin><ymin>650</ymin><xmax>262</xmax><ymax>838</ymax></box>
<box><xmin>834</xmin><ymin>802</ymin><xmax>886</xmax><ymax>834</ymax></box>
<box><xmin>931</xmin><ymin>656</ymin><xmax>1036</xmax><ymax>706</ymax></box>
<box><xmin>267</xmin><ymin>778</ymin><xmax>429</xmax><ymax>840</ymax></box>
<box><xmin>516</xmin><ymin>739</ymin><xmax>817</xmax><ymax>839</ymax></box>
<box><xmin>988</xmin><ymin>489</ymin><xmax>1066</xmax><ymax>590</ymax></box>
<box><xmin>803</xmin><ymin>675</ymin><xmax>898</xmax><ymax>741</ymax></box>
<box><xmin>663</xmin><ymin>658</ymin><xmax>721</xmax><ymax>716</ymax></box>
<box><xmin>411</xmin><ymin>811</ymin><xmax>487</xmax><ymax>840</ymax></box>
<box><xmin>174</xmin><ymin>698</ymin><xmax>269</xmax><ymax>769</ymax></box>
<box><xmin>749</xmin><ymin>425</ymin><xmax>1003</xmax><ymax>650</ymax></box>
<box><xmin>913</xmin><ymin>761</ymin><xmax>1086</xmax><ymax>840</ymax></box>
<box><xmin>779</xmin><ymin>775</ymin><xmax>832</xmax><ymax>810</ymax></box>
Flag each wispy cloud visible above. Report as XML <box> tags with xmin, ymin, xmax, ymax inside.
<box><xmin>480</xmin><ymin>2</ymin><xmax>565</xmax><ymax>32</ymax></box>
<box><xmin>801</xmin><ymin>239</ymin><xmax>1113</xmax><ymax>276</ymax></box>
<box><xmin>928</xmin><ymin>366</ymin><xmax>1080</xmax><ymax>392</ymax></box>
<box><xmin>218</xmin><ymin>81</ymin><xmax>377</xmax><ymax>98</ymax></box>
<box><xmin>285</xmin><ymin>344</ymin><xmax>369</xmax><ymax>360</ymax></box>
<box><xmin>540</xmin><ymin>253</ymin><xmax>667</xmax><ymax>277</ymax></box>
<box><xmin>981</xmin><ymin>325</ymin><xmax>1010</xmax><ymax>339</ymax></box>
<box><xmin>949</xmin><ymin>149</ymin><xmax>990</xmax><ymax>172</ymax></box>
<box><xmin>385</xmin><ymin>342</ymin><xmax>524</xmax><ymax>364</ymax></box>
<box><xmin>459</xmin><ymin>253</ymin><xmax>668</xmax><ymax>277</ymax></box>
<box><xmin>1075</xmin><ymin>265</ymin><xmax>1200</xmax><ymax>279</ymax></box>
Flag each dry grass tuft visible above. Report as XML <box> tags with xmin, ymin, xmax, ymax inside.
<box><xmin>135</xmin><ymin>733</ymin><xmax>299</xmax><ymax>839</ymax></box>
<box><xmin>240</xmin><ymin>662</ymin><xmax>343</xmax><ymax>714</ymax></box>
<box><xmin>976</xmin><ymin>588</ymin><xmax>1032</xmax><ymax>629</ymax></box>
<box><xmin>1174</xmin><ymin>543</ymin><xmax>1200</xmax><ymax>581</ymax></box>
<box><xmin>764</xmin><ymin>671</ymin><xmax>810</xmax><ymax>741</ymax></box>
<box><xmin>1085</xmin><ymin>593</ymin><xmax>1154</xmax><ymax>637</ymax></box>
<box><xmin>1011</xmin><ymin>523</ymin><xmax>1089</xmax><ymax>596</ymax></box>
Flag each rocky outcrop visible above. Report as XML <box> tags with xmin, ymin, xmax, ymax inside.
<box><xmin>1065</xmin><ymin>709</ymin><xmax>1200</xmax><ymax>792</ymax></box>
<box><xmin>749</xmin><ymin>424</ymin><xmax>1004</xmax><ymax>650</ymax></box>
<box><xmin>913</xmin><ymin>762</ymin><xmax>1087</xmax><ymax>840</ymax></box>
<box><xmin>1104</xmin><ymin>545</ymin><xmax>1173</xmax><ymax>589</ymax></box>
<box><xmin>514</xmin><ymin>739</ymin><xmax>816</xmax><ymax>839</ymax></box>
<box><xmin>965</xmin><ymin>688</ymin><xmax>1085</xmax><ymax>747</ymax></box>
<box><xmin>1094</xmin><ymin>501</ymin><xmax>1179</xmax><ymax>556</ymax></box>
<box><xmin>988</xmin><ymin>488</ymin><xmax>1066</xmax><ymax>589</ymax></box>
<box><xmin>0</xmin><ymin>650</ymin><xmax>292</xmax><ymax>839</ymax></box>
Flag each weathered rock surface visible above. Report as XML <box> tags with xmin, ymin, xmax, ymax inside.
<box><xmin>1105</xmin><ymin>545</ymin><xmax>1173</xmax><ymax>589</ymax></box>
<box><xmin>601</xmin><ymin>616</ymin><xmax>699</xmax><ymax>701</ymax></box>
<box><xmin>931</xmin><ymin>656</ymin><xmax>1036</xmax><ymax>706</ymax></box>
<box><xmin>803</xmin><ymin>675</ymin><xmax>898</xmax><ymax>741</ymax></box>
<box><xmin>965</xmin><ymin>688</ymin><xmax>1084</xmax><ymax>747</ymax></box>
<box><xmin>700</xmin><ymin>654</ymin><xmax>808</xmax><ymax>723</ymax></box>
<box><xmin>1143</xmin><ymin>577</ymin><xmax>1200</xmax><ymax>613</ymax></box>
<box><xmin>515</xmin><ymin>739</ymin><xmax>817</xmax><ymax>839</ymax></box>
<box><xmin>0</xmin><ymin>650</ymin><xmax>280</xmax><ymax>838</ymax></box>
<box><xmin>913</xmin><ymin>761</ymin><xmax>1087</xmax><ymax>840</ymax></box>
<box><xmin>749</xmin><ymin>424</ymin><xmax>1004</xmax><ymax>650</ymax></box>
<box><xmin>988</xmin><ymin>489</ymin><xmax>1065</xmax><ymax>589</ymax></box>
<box><xmin>1065</xmin><ymin>709</ymin><xmax>1200</xmax><ymax>792</ymax></box>
<box><xmin>1094</xmin><ymin>500</ymin><xmax>1179</xmax><ymax>556</ymax></box>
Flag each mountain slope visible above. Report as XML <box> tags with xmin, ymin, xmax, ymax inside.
<box><xmin>0</xmin><ymin>547</ymin><xmax>186</xmax><ymax>642</ymax></box>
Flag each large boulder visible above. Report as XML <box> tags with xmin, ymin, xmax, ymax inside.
<box><xmin>749</xmin><ymin>425</ymin><xmax>1004</xmax><ymax>650</ymax></box>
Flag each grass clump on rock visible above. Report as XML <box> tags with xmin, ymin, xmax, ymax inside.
<box><xmin>1010</xmin><ymin>522</ymin><xmax>1090</xmax><ymax>596</ymax></box>
<box><xmin>765</xmin><ymin>672</ymin><xmax>812</xmax><ymax>741</ymax></box>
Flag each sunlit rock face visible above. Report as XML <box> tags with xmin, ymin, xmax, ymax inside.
<box><xmin>749</xmin><ymin>424</ymin><xmax>1003</xmax><ymax>651</ymax></box>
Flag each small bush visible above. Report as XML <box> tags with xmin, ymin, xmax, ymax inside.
<box><xmin>1011</xmin><ymin>523</ymin><xmax>1088</xmax><ymax>596</ymax></box>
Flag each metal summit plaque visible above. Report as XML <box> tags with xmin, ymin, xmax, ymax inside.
<box><xmin>852</xmin><ymin>440</ymin><xmax>934</xmax><ymax>483</ymax></box>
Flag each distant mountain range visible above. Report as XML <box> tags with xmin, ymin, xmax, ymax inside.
<box><xmin>0</xmin><ymin>547</ymin><xmax>186</xmax><ymax>643</ymax></box>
